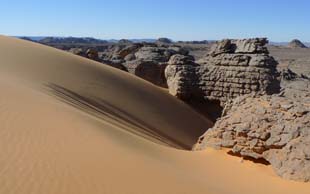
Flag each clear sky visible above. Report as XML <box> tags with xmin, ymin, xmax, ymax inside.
<box><xmin>0</xmin><ymin>0</ymin><xmax>309</xmax><ymax>41</ymax></box>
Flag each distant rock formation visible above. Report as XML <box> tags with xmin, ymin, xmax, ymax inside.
<box><xmin>156</xmin><ymin>37</ymin><xmax>173</xmax><ymax>44</ymax></box>
<box><xmin>40</xmin><ymin>37</ymin><xmax>108</xmax><ymax>45</ymax></box>
<box><xmin>177</xmin><ymin>40</ymin><xmax>209</xmax><ymax>44</ymax></box>
<box><xmin>194</xmin><ymin>76</ymin><xmax>310</xmax><ymax>182</ymax></box>
<box><xmin>118</xmin><ymin>39</ymin><xmax>133</xmax><ymax>44</ymax></box>
<box><xmin>288</xmin><ymin>39</ymin><xmax>307</xmax><ymax>48</ymax></box>
<box><xmin>165</xmin><ymin>38</ymin><xmax>280</xmax><ymax>106</ymax></box>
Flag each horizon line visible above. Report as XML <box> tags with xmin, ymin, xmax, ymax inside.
<box><xmin>7</xmin><ymin>35</ymin><xmax>310</xmax><ymax>43</ymax></box>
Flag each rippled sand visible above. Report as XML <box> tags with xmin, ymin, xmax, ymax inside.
<box><xmin>0</xmin><ymin>36</ymin><xmax>309</xmax><ymax>194</ymax></box>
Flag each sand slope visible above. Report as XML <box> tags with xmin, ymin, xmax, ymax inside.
<box><xmin>0</xmin><ymin>35</ymin><xmax>215</xmax><ymax>149</ymax></box>
<box><xmin>0</xmin><ymin>36</ymin><xmax>309</xmax><ymax>194</ymax></box>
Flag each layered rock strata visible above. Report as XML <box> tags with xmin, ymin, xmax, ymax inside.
<box><xmin>165</xmin><ymin>38</ymin><xmax>280</xmax><ymax>105</ymax></box>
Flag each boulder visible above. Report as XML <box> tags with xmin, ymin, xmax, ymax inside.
<box><xmin>125</xmin><ymin>59</ymin><xmax>167</xmax><ymax>87</ymax></box>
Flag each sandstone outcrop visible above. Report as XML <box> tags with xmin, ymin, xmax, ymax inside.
<box><xmin>97</xmin><ymin>43</ymin><xmax>190</xmax><ymax>87</ymax></box>
<box><xmin>86</xmin><ymin>48</ymin><xmax>99</xmax><ymax>61</ymax></box>
<box><xmin>68</xmin><ymin>47</ymin><xmax>100</xmax><ymax>61</ymax></box>
<box><xmin>197</xmin><ymin>38</ymin><xmax>279</xmax><ymax>105</ymax></box>
<box><xmin>165</xmin><ymin>54</ymin><xmax>199</xmax><ymax>99</ymax></box>
<box><xmin>69</xmin><ymin>47</ymin><xmax>84</xmax><ymax>56</ymax></box>
<box><xmin>194</xmin><ymin>74</ymin><xmax>310</xmax><ymax>182</ymax></box>
<box><xmin>124</xmin><ymin>45</ymin><xmax>187</xmax><ymax>87</ymax></box>
<box><xmin>165</xmin><ymin>38</ymin><xmax>280</xmax><ymax>105</ymax></box>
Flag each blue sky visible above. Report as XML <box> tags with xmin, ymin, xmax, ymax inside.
<box><xmin>0</xmin><ymin>0</ymin><xmax>309</xmax><ymax>41</ymax></box>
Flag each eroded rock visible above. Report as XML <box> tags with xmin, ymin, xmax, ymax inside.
<box><xmin>165</xmin><ymin>54</ymin><xmax>199</xmax><ymax>99</ymax></box>
<box><xmin>194</xmin><ymin>78</ymin><xmax>310</xmax><ymax>182</ymax></box>
<box><xmin>166</xmin><ymin>38</ymin><xmax>280</xmax><ymax>106</ymax></box>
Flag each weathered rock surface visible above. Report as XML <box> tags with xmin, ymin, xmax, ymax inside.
<box><xmin>97</xmin><ymin>43</ymin><xmax>190</xmax><ymax>87</ymax></box>
<box><xmin>86</xmin><ymin>48</ymin><xmax>99</xmax><ymax>61</ymax></box>
<box><xmin>288</xmin><ymin>39</ymin><xmax>307</xmax><ymax>48</ymax></box>
<box><xmin>68</xmin><ymin>47</ymin><xmax>100</xmax><ymax>61</ymax></box>
<box><xmin>166</xmin><ymin>38</ymin><xmax>280</xmax><ymax>105</ymax></box>
<box><xmin>165</xmin><ymin>54</ymin><xmax>199</xmax><ymax>99</ymax></box>
<box><xmin>69</xmin><ymin>47</ymin><xmax>84</xmax><ymax>56</ymax></box>
<box><xmin>194</xmin><ymin>77</ymin><xmax>310</xmax><ymax>182</ymax></box>
<box><xmin>125</xmin><ymin>59</ymin><xmax>168</xmax><ymax>87</ymax></box>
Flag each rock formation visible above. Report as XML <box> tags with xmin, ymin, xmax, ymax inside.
<box><xmin>68</xmin><ymin>47</ymin><xmax>100</xmax><ymax>61</ymax></box>
<box><xmin>194</xmin><ymin>77</ymin><xmax>310</xmax><ymax>181</ymax></box>
<box><xmin>165</xmin><ymin>54</ymin><xmax>199</xmax><ymax>99</ymax></box>
<box><xmin>86</xmin><ymin>48</ymin><xmax>99</xmax><ymax>61</ymax></box>
<box><xmin>165</xmin><ymin>38</ymin><xmax>280</xmax><ymax>106</ymax></box>
<box><xmin>188</xmin><ymin>40</ymin><xmax>310</xmax><ymax>182</ymax></box>
<box><xmin>69</xmin><ymin>47</ymin><xmax>84</xmax><ymax>56</ymax></box>
<box><xmin>124</xmin><ymin>45</ymin><xmax>188</xmax><ymax>87</ymax></box>
<box><xmin>97</xmin><ymin>43</ymin><xmax>190</xmax><ymax>87</ymax></box>
<box><xmin>288</xmin><ymin>39</ymin><xmax>307</xmax><ymax>48</ymax></box>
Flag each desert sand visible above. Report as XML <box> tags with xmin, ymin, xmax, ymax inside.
<box><xmin>0</xmin><ymin>36</ymin><xmax>309</xmax><ymax>194</ymax></box>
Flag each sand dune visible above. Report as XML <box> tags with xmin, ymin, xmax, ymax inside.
<box><xmin>0</xmin><ymin>36</ymin><xmax>309</xmax><ymax>194</ymax></box>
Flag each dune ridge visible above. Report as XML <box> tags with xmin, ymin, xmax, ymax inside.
<box><xmin>0</xmin><ymin>35</ymin><xmax>213</xmax><ymax>149</ymax></box>
<box><xmin>0</xmin><ymin>36</ymin><xmax>310</xmax><ymax>194</ymax></box>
